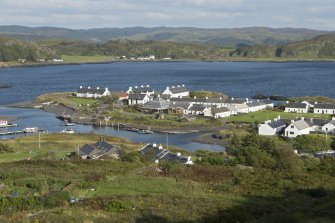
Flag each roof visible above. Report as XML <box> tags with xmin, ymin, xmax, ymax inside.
<box><xmin>286</xmin><ymin>102</ymin><xmax>307</xmax><ymax>109</ymax></box>
<box><xmin>268</xmin><ymin>119</ymin><xmax>288</xmax><ymax>129</ymax></box>
<box><xmin>128</xmin><ymin>93</ymin><xmax>149</xmax><ymax>100</ymax></box>
<box><xmin>205</xmin><ymin>98</ymin><xmax>226</xmax><ymax>103</ymax></box>
<box><xmin>169</xmin><ymin>86</ymin><xmax>189</xmax><ymax>94</ymax></box>
<box><xmin>246</xmin><ymin>102</ymin><xmax>266</xmax><ymax>107</ymax></box>
<box><xmin>292</xmin><ymin>120</ymin><xmax>310</xmax><ymax>130</ymax></box>
<box><xmin>235</xmin><ymin>104</ymin><xmax>249</xmax><ymax>109</ymax></box>
<box><xmin>169</xmin><ymin>101</ymin><xmax>191</xmax><ymax>109</ymax></box>
<box><xmin>188</xmin><ymin>105</ymin><xmax>208</xmax><ymax>112</ymax></box>
<box><xmin>212</xmin><ymin>107</ymin><xmax>230</xmax><ymax>114</ymax></box>
<box><xmin>132</xmin><ymin>86</ymin><xmax>154</xmax><ymax>93</ymax></box>
<box><xmin>305</xmin><ymin>118</ymin><xmax>329</xmax><ymax>127</ymax></box>
<box><xmin>224</xmin><ymin>98</ymin><xmax>247</xmax><ymax>104</ymax></box>
<box><xmin>140</xmin><ymin>144</ymin><xmax>191</xmax><ymax>164</ymax></box>
<box><xmin>142</xmin><ymin>98</ymin><xmax>170</xmax><ymax>110</ymax></box>
<box><xmin>325</xmin><ymin>120</ymin><xmax>335</xmax><ymax>126</ymax></box>
<box><xmin>79</xmin><ymin>140</ymin><xmax>120</xmax><ymax>159</ymax></box>
<box><xmin>314</xmin><ymin>103</ymin><xmax>335</xmax><ymax>109</ymax></box>
<box><xmin>170</xmin><ymin>97</ymin><xmax>206</xmax><ymax>103</ymax></box>
<box><xmin>77</xmin><ymin>87</ymin><xmax>106</xmax><ymax>95</ymax></box>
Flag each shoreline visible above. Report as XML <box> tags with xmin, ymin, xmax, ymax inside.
<box><xmin>1</xmin><ymin>58</ymin><xmax>335</xmax><ymax>69</ymax></box>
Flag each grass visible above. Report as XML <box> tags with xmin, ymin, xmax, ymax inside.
<box><xmin>226</xmin><ymin>110</ymin><xmax>332</xmax><ymax>123</ymax></box>
<box><xmin>62</xmin><ymin>55</ymin><xmax>116</xmax><ymax>63</ymax></box>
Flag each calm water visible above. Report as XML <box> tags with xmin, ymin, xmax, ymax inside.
<box><xmin>1</xmin><ymin>61</ymin><xmax>335</xmax><ymax>151</ymax></box>
<box><xmin>0</xmin><ymin>61</ymin><xmax>335</xmax><ymax>105</ymax></box>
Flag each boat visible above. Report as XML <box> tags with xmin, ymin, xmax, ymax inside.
<box><xmin>118</xmin><ymin>123</ymin><xmax>127</xmax><ymax>128</ymax></box>
<box><xmin>65</xmin><ymin>123</ymin><xmax>75</xmax><ymax>126</ymax></box>
<box><xmin>138</xmin><ymin>129</ymin><xmax>154</xmax><ymax>134</ymax></box>
<box><xmin>23</xmin><ymin>127</ymin><xmax>39</xmax><ymax>133</ymax></box>
<box><xmin>60</xmin><ymin>128</ymin><xmax>76</xmax><ymax>134</ymax></box>
<box><xmin>126</xmin><ymin>127</ymin><xmax>140</xmax><ymax>132</ymax></box>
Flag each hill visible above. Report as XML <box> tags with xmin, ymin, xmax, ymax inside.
<box><xmin>0</xmin><ymin>25</ymin><xmax>329</xmax><ymax>47</ymax></box>
<box><xmin>0</xmin><ymin>37</ymin><xmax>57</xmax><ymax>62</ymax></box>
<box><xmin>230</xmin><ymin>34</ymin><xmax>335</xmax><ymax>59</ymax></box>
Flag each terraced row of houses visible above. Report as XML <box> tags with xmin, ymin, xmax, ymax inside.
<box><xmin>259</xmin><ymin>116</ymin><xmax>335</xmax><ymax>138</ymax></box>
<box><xmin>285</xmin><ymin>102</ymin><xmax>335</xmax><ymax>114</ymax></box>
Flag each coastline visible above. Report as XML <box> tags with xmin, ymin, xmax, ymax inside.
<box><xmin>1</xmin><ymin>58</ymin><xmax>335</xmax><ymax>69</ymax></box>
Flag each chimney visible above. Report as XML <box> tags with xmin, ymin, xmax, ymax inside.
<box><xmin>177</xmin><ymin>85</ymin><xmax>180</xmax><ymax>87</ymax></box>
<box><xmin>301</xmin><ymin>117</ymin><xmax>304</xmax><ymax>121</ymax></box>
<box><xmin>231</xmin><ymin>97</ymin><xmax>234</xmax><ymax>100</ymax></box>
<box><xmin>105</xmin><ymin>88</ymin><xmax>108</xmax><ymax>91</ymax></box>
<box><xmin>205</xmin><ymin>97</ymin><xmax>208</xmax><ymax>100</ymax></box>
<box><xmin>182</xmin><ymin>84</ymin><xmax>185</xmax><ymax>87</ymax></box>
<box><xmin>219</xmin><ymin>97</ymin><xmax>222</xmax><ymax>100</ymax></box>
<box><xmin>153</xmin><ymin>143</ymin><xmax>157</xmax><ymax>147</ymax></box>
<box><xmin>172</xmin><ymin>86</ymin><xmax>175</xmax><ymax>88</ymax></box>
<box><xmin>88</xmin><ymin>86</ymin><xmax>91</xmax><ymax>89</ymax></box>
<box><xmin>187</xmin><ymin>156</ymin><xmax>192</xmax><ymax>162</ymax></box>
<box><xmin>177</xmin><ymin>152</ymin><xmax>181</xmax><ymax>157</ymax></box>
<box><xmin>141</xmin><ymin>85</ymin><xmax>144</xmax><ymax>88</ymax></box>
<box><xmin>291</xmin><ymin>120</ymin><xmax>295</xmax><ymax>124</ymax></box>
<box><xmin>166</xmin><ymin>86</ymin><xmax>169</xmax><ymax>90</ymax></box>
<box><xmin>80</xmin><ymin>86</ymin><xmax>82</xmax><ymax>89</ymax></box>
<box><xmin>194</xmin><ymin>96</ymin><xmax>197</xmax><ymax>99</ymax></box>
<box><xmin>277</xmin><ymin>115</ymin><xmax>280</xmax><ymax>120</ymax></box>
<box><xmin>158</xmin><ymin>145</ymin><xmax>163</xmax><ymax>150</ymax></box>
<box><xmin>332</xmin><ymin>117</ymin><xmax>335</xmax><ymax>120</ymax></box>
<box><xmin>274</xmin><ymin>118</ymin><xmax>278</xmax><ymax>122</ymax></box>
<box><xmin>97</xmin><ymin>87</ymin><xmax>99</xmax><ymax>90</ymax></box>
<box><xmin>135</xmin><ymin>86</ymin><xmax>138</xmax><ymax>88</ymax></box>
<box><xmin>246</xmin><ymin>98</ymin><xmax>249</xmax><ymax>102</ymax></box>
<box><xmin>310</xmin><ymin>118</ymin><xmax>313</xmax><ymax>123</ymax></box>
<box><xmin>129</xmin><ymin>87</ymin><xmax>132</xmax><ymax>91</ymax></box>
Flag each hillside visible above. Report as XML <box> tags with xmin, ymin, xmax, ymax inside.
<box><xmin>230</xmin><ymin>34</ymin><xmax>335</xmax><ymax>59</ymax></box>
<box><xmin>40</xmin><ymin>39</ymin><xmax>230</xmax><ymax>60</ymax></box>
<box><xmin>0</xmin><ymin>25</ymin><xmax>329</xmax><ymax>47</ymax></box>
<box><xmin>0</xmin><ymin>38</ymin><xmax>57</xmax><ymax>62</ymax></box>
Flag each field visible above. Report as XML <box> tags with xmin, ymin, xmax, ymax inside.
<box><xmin>226</xmin><ymin>109</ymin><xmax>331</xmax><ymax>123</ymax></box>
<box><xmin>61</xmin><ymin>55</ymin><xmax>116</xmax><ymax>63</ymax></box>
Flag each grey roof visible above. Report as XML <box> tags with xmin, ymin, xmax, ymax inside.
<box><xmin>77</xmin><ymin>87</ymin><xmax>105</xmax><ymax>95</ymax></box>
<box><xmin>132</xmin><ymin>86</ymin><xmax>154</xmax><ymax>93</ymax></box>
<box><xmin>246</xmin><ymin>102</ymin><xmax>266</xmax><ymax>107</ymax></box>
<box><xmin>326</xmin><ymin>120</ymin><xmax>335</xmax><ymax>126</ymax></box>
<box><xmin>169</xmin><ymin>101</ymin><xmax>190</xmax><ymax>109</ymax></box>
<box><xmin>268</xmin><ymin>119</ymin><xmax>288</xmax><ymax>129</ymax></box>
<box><xmin>305</xmin><ymin>118</ymin><xmax>329</xmax><ymax>127</ymax></box>
<box><xmin>140</xmin><ymin>144</ymin><xmax>191</xmax><ymax>164</ymax></box>
<box><xmin>314</xmin><ymin>103</ymin><xmax>335</xmax><ymax>109</ymax></box>
<box><xmin>224</xmin><ymin>98</ymin><xmax>247</xmax><ymax>104</ymax></box>
<box><xmin>286</xmin><ymin>102</ymin><xmax>307</xmax><ymax>109</ymax></box>
<box><xmin>188</xmin><ymin>105</ymin><xmax>207</xmax><ymax>112</ymax></box>
<box><xmin>212</xmin><ymin>107</ymin><xmax>230</xmax><ymax>114</ymax></box>
<box><xmin>142</xmin><ymin>98</ymin><xmax>170</xmax><ymax>110</ymax></box>
<box><xmin>169</xmin><ymin>86</ymin><xmax>189</xmax><ymax>94</ymax></box>
<box><xmin>205</xmin><ymin>98</ymin><xmax>226</xmax><ymax>103</ymax></box>
<box><xmin>292</xmin><ymin>120</ymin><xmax>310</xmax><ymax>130</ymax></box>
<box><xmin>79</xmin><ymin>140</ymin><xmax>120</xmax><ymax>159</ymax></box>
<box><xmin>170</xmin><ymin>97</ymin><xmax>206</xmax><ymax>103</ymax></box>
<box><xmin>128</xmin><ymin>93</ymin><xmax>148</xmax><ymax>100</ymax></box>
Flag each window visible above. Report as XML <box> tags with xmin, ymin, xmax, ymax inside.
<box><xmin>291</xmin><ymin>125</ymin><xmax>294</xmax><ymax>128</ymax></box>
<box><xmin>290</xmin><ymin>132</ymin><xmax>294</xmax><ymax>135</ymax></box>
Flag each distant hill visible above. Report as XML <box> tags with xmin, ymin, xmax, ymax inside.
<box><xmin>40</xmin><ymin>39</ymin><xmax>230</xmax><ymax>60</ymax></box>
<box><xmin>0</xmin><ymin>38</ymin><xmax>57</xmax><ymax>62</ymax></box>
<box><xmin>230</xmin><ymin>34</ymin><xmax>335</xmax><ymax>59</ymax></box>
<box><xmin>0</xmin><ymin>25</ymin><xmax>329</xmax><ymax>47</ymax></box>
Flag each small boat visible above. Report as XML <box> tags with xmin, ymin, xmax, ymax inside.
<box><xmin>118</xmin><ymin>123</ymin><xmax>127</xmax><ymax>128</ymax></box>
<box><xmin>65</xmin><ymin>123</ymin><xmax>75</xmax><ymax>126</ymax></box>
<box><xmin>138</xmin><ymin>129</ymin><xmax>154</xmax><ymax>134</ymax></box>
<box><xmin>23</xmin><ymin>127</ymin><xmax>38</xmax><ymax>133</ymax></box>
<box><xmin>126</xmin><ymin>127</ymin><xmax>140</xmax><ymax>132</ymax></box>
<box><xmin>60</xmin><ymin>128</ymin><xmax>76</xmax><ymax>134</ymax></box>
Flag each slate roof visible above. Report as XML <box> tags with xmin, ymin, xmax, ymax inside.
<box><xmin>140</xmin><ymin>144</ymin><xmax>191</xmax><ymax>164</ymax></box>
<box><xmin>314</xmin><ymin>103</ymin><xmax>335</xmax><ymax>109</ymax></box>
<box><xmin>169</xmin><ymin>101</ymin><xmax>191</xmax><ymax>109</ymax></box>
<box><xmin>224</xmin><ymin>98</ymin><xmax>247</xmax><ymax>104</ymax></box>
<box><xmin>246</xmin><ymin>102</ymin><xmax>266</xmax><ymax>107</ymax></box>
<box><xmin>132</xmin><ymin>86</ymin><xmax>154</xmax><ymax>93</ymax></box>
<box><xmin>305</xmin><ymin>118</ymin><xmax>329</xmax><ymax>127</ymax></box>
<box><xmin>212</xmin><ymin>107</ymin><xmax>230</xmax><ymax>114</ymax></box>
<box><xmin>128</xmin><ymin>93</ymin><xmax>148</xmax><ymax>100</ymax></box>
<box><xmin>188</xmin><ymin>105</ymin><xmax>207</xmax><ymax>112</ymax></box>
<box><xmin>142</xmin><ymin>98</ymin><xmax>170</xmax><ymax>110</ymax></box>
<box><xmin>79</xmin><ymin>140</ymin><xmax>120</xmax><ymax>159</ymax></box>
<box><xmin>292</xmin><ymin>120</ymin><xmax>311</xmax><ymax>130</ymax></box>
<box><xmin>205</xmin><ymin>98</ymin><xmax>226</xmax><ymax>103</ymax></box>
<box><xmin>77</xmin><ymin>87</ymin><xmax>106</xmax><ymax>95</ymax></box>
<box><xmin>169</xmin><ymin>86</ymin><xmax>189</xmax><ymax>94</ymax></box>
<box><xmin>170</xmin><ymin>97</ymin><xmax>206</xmax><ymax>103</ymax></box>
<box><xmin>268</xmin><ymin>119</ymin><xmax>288</xmax><ymax>129</ymax></box>
<box><xmin>286</xmin><ymin>102</ymin><xmax>307</xmax><ymax>109</ymax></box>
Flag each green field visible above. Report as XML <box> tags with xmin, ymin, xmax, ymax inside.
<box><xmin>62</xmin><ymin>55</ymin><xmax>116</xmax><ymax>63</ymax></box>
<box><xmin>226</xmin><ymin>110</ymin><xmax>331</xmax><ymax>123</ymax></box>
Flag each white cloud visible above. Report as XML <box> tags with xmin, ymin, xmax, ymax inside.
<box><xmin>0</xmin><ymin>0</ymin><xmax>334</xmax><ymax>30</ymax></box>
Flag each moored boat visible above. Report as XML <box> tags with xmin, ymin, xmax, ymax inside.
<box><xmin>138</xmin><ymin>129</ymin><xmax>154</xmax><ymax>134</ymax></box>
<box><xmin>126</xmin><ymin>127</ymin><xmax>140</xmax><ymax>132</ymax></box>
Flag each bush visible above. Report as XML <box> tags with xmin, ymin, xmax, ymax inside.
<box><xmin>43</xmin><ymin>191</ymin><xmax>70</xmax><ymax>208</ymax></box>
<box><xmin>104</xmin><ymin>200</ymin><xmax>132</xmax><ymax>213</ymax></box>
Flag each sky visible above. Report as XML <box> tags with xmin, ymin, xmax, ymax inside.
<box><xmin>0</xmin><ymin>0</ymin><xmax>334</xmax><ymax>30</ymax></box>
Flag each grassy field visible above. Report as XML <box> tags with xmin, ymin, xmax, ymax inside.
<box><xmin>226</xmin><ymin>110</ymin><xmax>332</xmax><ymax>123</ymax></box>
<box><xmin>62</xmin><ymin>55</ymin><xmax>116</xmax><ymax>63</ymax></box>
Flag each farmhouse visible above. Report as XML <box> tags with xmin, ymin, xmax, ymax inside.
<box><xmin>162</xmin><ymin>85</ymin><xmax>189</xmax><ymax>98</ymax></box>
<box><xmin>284</xmin><ymin>102</ymin><xmax>308</xmax><ymax>113</ymax></box>
<box><xmin>140</xmin><ymin>143</ymin><xmax>193</xmax><ymax>164</ymax></box>
<box><xmin>314</xmin><ymin>103</ymin><xmax>335</xmax><ymax>114</ymax></box>
<box><xmin>258</xmin><ymin>117</ymin><xmax>288</xmax><ymax>136</ymax></box>
<box><xmin>78</xmin><ymin>139</ymin><xmax>121</xmax><ymax>160</ymax></box>
<box><xmin>128</xmin><ymin>93</ymin><xmax>150</xmax><ymax>105</ymax></box>
<box><xmin>76</xmin><ymin>86</ymin><xmax>110</xmax><ymax>98</ymax></box>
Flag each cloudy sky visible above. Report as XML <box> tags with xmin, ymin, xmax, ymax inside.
<box><xmin>0</xmin><ymin>0</ymin><xmax>334</xmax><ymax>30</ymax></box>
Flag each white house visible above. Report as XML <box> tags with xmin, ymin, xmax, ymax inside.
<box><xmin>52</xmin><ymin>58</ymin><xmax>64</xmax><ymax>62</ymax></box>
<box><xmin>314</xmin><ymin>103</ymin><xmax>335</xmax><ymax>115</ymax></box>
<box><xmin>246</xmin><ymin>102</ymin><xmax>268</xmax><ymax>112</ymax></box>
<box><xmin>258</xmin><ymin>117</ymin><xmax>287</xmax><ymax>136</ymax></box>
<box><xmin>208</xmin><ymin>107</ymin><xmax>231</xmax><ymax>119</ymax></box>
<box><xmin>0</xmin><ymin>120</ymin><xmax>8</xmax><ymax>127</ymax></box>
<box><xmin>227</xmin><ymin>106</ymin><xmax>238</xmax><ymax>115</ymax></box>
<box><xmin>322</xmin><ymin>118</ymin><xmax>335</xmax><ymax>134</ymax></box>
<box><xmin>127</xmin><ymin>85</ymin><xmax>155</xmax><ymax>96</ymax></box>
<box><xmin>128</xmin><ymin>93</ymin><xmax>150</xmax><ymax>105</ymax></box>
<box><xmin>187</xmin><ymin>105</ymin><xmax>211</xmax><ymax>116</ymax></box>
<box><xmin>284</xmin><ymin>103</ymin><xmax>308</xmax><ymax>113</ymax></box>
<box><xmin>76</xmin><ymin>86</ymin><xmax>110</xmax><ymax>98</ymax></box>
<box><xmin>284</xmin><ymin>118</ymin><xmax>313</xmax><ymax>138</ymax></box>
<box><xmin>235</xmin><ymin>103</ymin><xmax>249</xmax><ymax>113</ymax></box>
<box><xmin>162</xmin><ymin>85</ymin><xmax>189</xmax><ymax>98</ymax></box>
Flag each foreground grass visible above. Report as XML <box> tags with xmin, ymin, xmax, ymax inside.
<box><xmin>226</xmin><ymin>109</ymin><xmax>331</xmax><ymax>123</ymax></box>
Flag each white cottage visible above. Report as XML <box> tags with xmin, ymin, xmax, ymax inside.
<box><xmin>208</xmin><ymin>107</ymin><xmax>231</xmax><ymax>119</ymax></box>
<box><xmin>314</xmin><ymin>103</ymin><xmax>335</xmax><ymax>115</ymax></box>
<box><xmin>258</xmin><ymin>117</ymin><xmax>287</xmax><ymax>136</ymax></box>
<box><xmin>127</xmin><ymin>85</ymin><xmax>155</xmax><ymax>96</ymax></box>
<box><xmin>284</xmin><ymin>103</ymin><xmax>308</xmax><ymax>113</ymax></box>
<box><xmin>284</xmin><ymin>118</ymin><xmax>313</xmax><ymax>138</ymax></box>
<box><xmin>76</xmin><ymin>86</ymin><xmax>110</xmax><ymax>98</ymax></box>
<box><xmin>322</xmin><ymin>118</ymin><xmax>335</xmax><ymax>133</ymax></box>
<box><xmin>162</xmin><ymin>85</ymin><xmax>189</xmax><ymax>98</ymax></box>
<box><xmin>128</xmin><ymin>93</ymin><xmax>150</xmax><ymax>105</ymax></box>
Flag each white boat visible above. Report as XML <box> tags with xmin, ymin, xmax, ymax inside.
<box><xmin>60</xmin><ymin>128</ymin><xmax>76</xmax><ymax>134</ymax></box>
<box><xmin>23</xmin><ymin>127</ymin><xmax>38</xmax><ymax>133</ymax></box>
